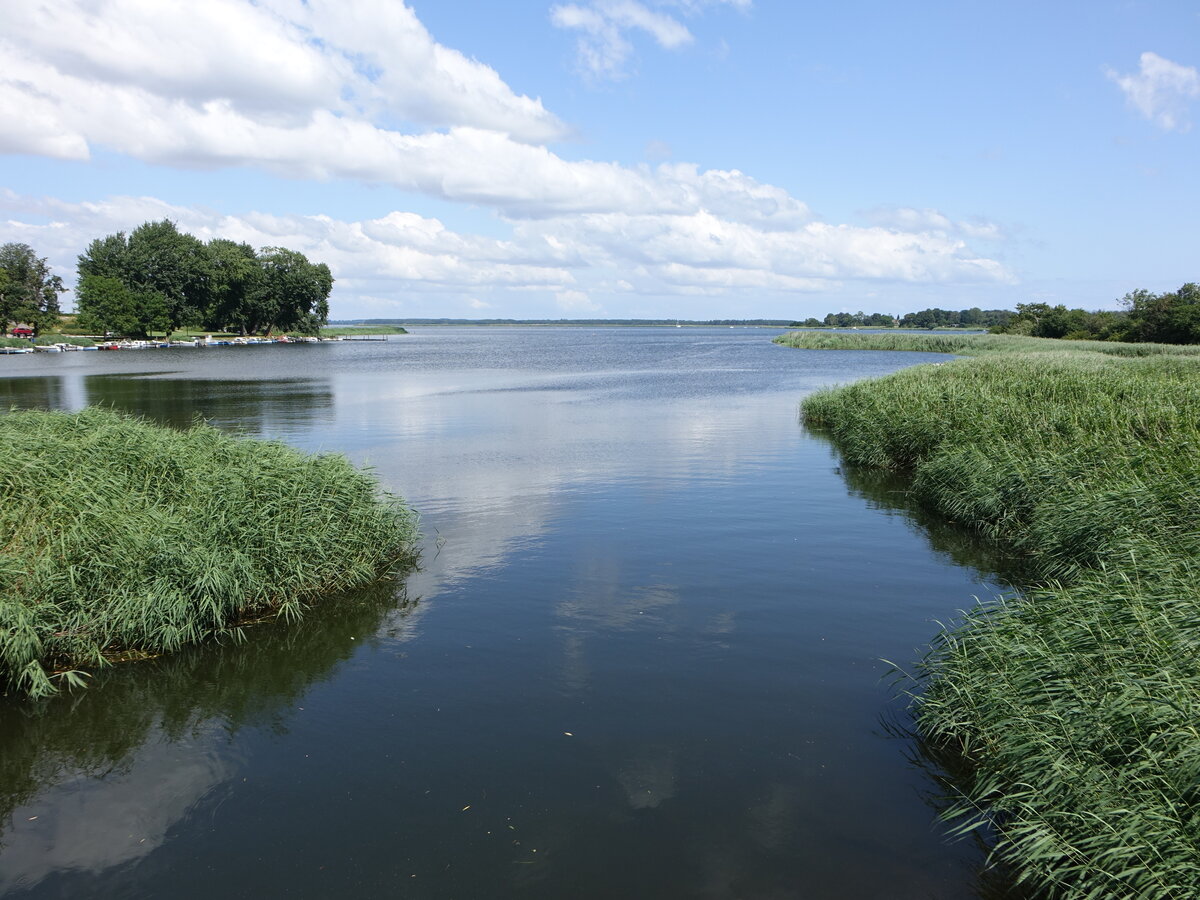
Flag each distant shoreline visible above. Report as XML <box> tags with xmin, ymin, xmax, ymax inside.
<box><xmin>329</xmin><ymin>319</ymin><xmax>987</xmax><ymax>330</ymax></box>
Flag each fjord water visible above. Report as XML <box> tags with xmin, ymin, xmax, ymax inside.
<box><xmin>0</xmin><ymin>328</ymin><xmax>1001</xmax><ymax>898</ymax></box>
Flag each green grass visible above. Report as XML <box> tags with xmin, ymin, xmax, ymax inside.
<box><xmin>775</xmin><ymin>330</ymin><xmax>1200</xmax><ymax>357</ymax></box>
<box><xmin>320</xmin><ymin>325</ymin><xmax>409</xmax><ymax>336</ymax></box>
<box><xmin>33</xmin><ymin>335</ymin><xmax>96</xmax><ymax>347</ymax></box>
<box><xmin>0</xmin><ymin>335</ymin><xmax>97</xmax><ymax>348</ymax></box>
<box><xmin>797</xmin><ymin>348</ymin><xmax>1200</xmax><ymax>898</ymax></box>
<box><xmin>0</xmin><ymin>407</ymin><xmax>419</xmax><ymax>698</ymax></box>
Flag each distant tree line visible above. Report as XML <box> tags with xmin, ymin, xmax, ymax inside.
<box><xmin>76</xmin><ymin>221</ymin><xmax>333</xmax><ymax>338</ymax></box>
<box><xmin>992</xmin><ymin>285</ymin><xmax>1200</xmax><ymax>344</ymax></box>
<box><xmin>343</xmin><ymin>318</ymin><xmax>797</xmax><ymax>326</ymax></box>
<box><xmin>790</xmin><ymin>308</ymin><xmax>1014</xmax><ymax>329</ymax></box>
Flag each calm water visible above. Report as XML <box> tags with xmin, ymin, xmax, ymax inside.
<box><xmin>0</xmin><ymin>328</ymin><xmax>1005</xmax><ymax>898</ymax></box>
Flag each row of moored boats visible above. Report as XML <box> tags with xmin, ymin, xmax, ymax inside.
<box><xmin>1</xmin><ymin>335</ymin><xmax>339</xmax><ymax>354</ymax></box>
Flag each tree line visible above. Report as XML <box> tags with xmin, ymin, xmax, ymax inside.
<box><xmin>790</xmin><ymin>308</ymin><xmax>1014</xmax><ymax>329</ymax></box>
<box><xmin>77</xmin><ymin>221</ymin><xmax>332</xmax><ymax>337</ymax></box>
<box><xmin>1</xmin><ymin>221</ymin><xmax>333</xmax><ymax>338</ymax></box>
<box><xmin>993</xmin><ymin>285</ymin><xmax>1200</xmax><ymax>343</ymax></box>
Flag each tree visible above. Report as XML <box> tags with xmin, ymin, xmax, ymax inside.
<box><xmin>203</xmin><ymin>239</ymin><xmax>262</xmax><ymax>333</ymax></box>
<box><xmin>252</xmin><ymin>247</ymin><xmax>333</xmax><ymax>335</ymax></box>
<box><xmin>77</xmin><ymin>221</ymin><xmax>335</xmax><ymax>337</ymax></box>
<box><xmin>75</xmin><ymin>274</ymin><xmax>170</xmax><ymax>338</ymax></box>
<box><xmin>124</xmin><ymin>220</ymin><xmax>208</xmax><ymax>333</ymax></box>
<box><xmin>1124</xmin><ymin>284</ymin><xmax>1200</xmax><ymax>344</ymax></box>
<box><xmin>0</xmin><ymin>243</ymin><xmax>65</xmax><ymax>334</ymax></box>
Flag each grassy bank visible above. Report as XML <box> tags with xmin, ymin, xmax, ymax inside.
<box><xmin>0</xmin><ymin>407</ymin><xmax>418</xmax><ymax>698</ymax></box>
<box><xmin>797</xmin><ymin>346</ymin><xmax>1200</xmax><ymax>897</ymax></box>
<box><xmin>320</xmin><ymin>325</ymin><xmax>409</xmax><ymax>337</ymax></box>
<box><xmin>775</xmin><ymin>329</ymin><xmax>1200</xmax><ymax>357</ymax></box>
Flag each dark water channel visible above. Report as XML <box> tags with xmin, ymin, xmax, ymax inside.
<box><xmin>0</xmin><ymin>328</ymin><xmax>1008</xmax><ymax>898</ymax></box>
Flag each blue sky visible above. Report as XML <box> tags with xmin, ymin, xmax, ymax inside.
<box><xmin>0</xmin><ymin>0</ymin><xmax>1196</xmax><ymax>320</ymax></box>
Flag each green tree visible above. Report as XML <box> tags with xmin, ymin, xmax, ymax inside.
<box><xmin>0</xmin><ymin>243</ymin><xmax>65</xmax><ymax>334</ymax></box>
<box><xmin>202</xmin><ymin>239</ymin><xmax>261</xmax><ymax>333</ymax></box>
<box><xmin>124</xmin><ymin>220</ymin><xmax>208</xmax><ymax>333</ymax></box>
<box><xmin>1124</xmin><ymin>284</ymin><xmax>1200</xmax><ymax>344</ymax></box>
<box><xmin>75</xmin><ymin>274</ymin><xmax>170</xmax><ymax>338</ymax></box>
<box><xmin>252</xmin><ymin>247</ymin><xmax>333</xmax><ymax>335</ymax></box>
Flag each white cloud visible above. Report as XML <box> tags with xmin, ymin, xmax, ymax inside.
<box><xmin>0</xmin><ymin>0</ymin><xmax>1012</xmax><ymax>317</ymax></box>
<box><xmin>0</xmin><ymin>0</ymin><xmax>567</xmax><ymax>145</ymax></box>
<box><xmin>551</xmin><ymin>0</ymin><xmax>745</xmax><ymax>80</ymax></box>
<box><xmin>556</xmin><ymin>289</ymin><xmax>602</xmax><ymax>311</ymax></box>
<box><xmin>1107</xmin><ymin>51</ymin><xmax>1200</xmax><ymax>132</ymax></box>
<box><xmin>863</xmin><ymin>207</ymin><xmax>1006</xmax><ymax>242</ymax></box>
<box><xmin>0</xmin><ymin>188</ymin><xmax>1013</xmax><ymax>316</ymax></box>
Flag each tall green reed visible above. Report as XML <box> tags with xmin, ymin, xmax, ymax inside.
<box><xmin>799</xmin><ymin>350</ymin><xmax>1200</xmax><ymax>898</ymax></box>
<box><xmin>0</xmin><ymin>407</ymin><xmax>418</xmax><ymax>698</ymax></box>
<box><xmin>775</xmin><ymin>330</ymin><xmax>1200</xmax><ymax>358</ymax></box>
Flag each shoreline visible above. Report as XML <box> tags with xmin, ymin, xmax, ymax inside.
<box><xmin>784</xmin><ymin>332</ymin><xmax>1200</xmax><ymax>897</ymax></box>
<box><xmin>0</xmin><ymin>407</ymin><xmax>419</xmax><ymax>699</ymax></box>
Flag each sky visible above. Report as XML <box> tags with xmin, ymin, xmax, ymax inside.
<box><xmin>0</xmin><ymin>0</ymin><xmax>1196</xmax><ymax>321</ymax></box>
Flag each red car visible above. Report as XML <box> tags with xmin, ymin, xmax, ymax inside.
<box><xmin>10</xmin><ymin>326</ymin><xmax>34</xmax><ymax>337</ymax></box>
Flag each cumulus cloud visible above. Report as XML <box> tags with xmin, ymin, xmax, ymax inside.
<box><xmin>0</xmin><ymin>0</ymin><xmax>1011</xmax><ymax>315</ymax></box>
<box><xmin>0</xmin><ymin>191</ymin><xmax>575</xmax><ymax>306</ymax></box>
<box><xmin>555</xmin><ymin>289</ymin><xmax>602</xmax><ymax>311</ymax></box>
<box><xmin>0</xmin><ymin>188</ymin><xmax>1011</xmax><ymax>318</ymax></box>
<box><xmin>1107</xmin><ymin>51</ymin><xmax>1200</xmax><ymax>132</ymax></box>
<box><xmin>863</xmin><ymin>207</ymin><xmax>1006</xmax><ymax>242</ymax></box>
<box><xmin>0</xmin><ymin>0</ymin><xmax>567</xmax><ymax>146</ymax></box>
<box><xmin>0</xmin><ymin>4</ymin><xmax>806</xmax><ymax>225</ymax></box>
<box><xmin>551</xmin><ymin>0</ymin><xmax>746</xmax><ymax>80</ymax></box>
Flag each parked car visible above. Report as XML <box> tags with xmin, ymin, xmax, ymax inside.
<box><xmin>10</xmin><ymin>326</ymin><xmax>34</xmax><ymax>337</ymax></box>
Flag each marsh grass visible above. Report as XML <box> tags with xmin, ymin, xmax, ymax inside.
<box><xmin>320</xmin><ymin>325</ymin><xmax>409</xmax><ymax>336</ymax></box>
<box><xmin>0</xmin><ymin>407</ymin><xmax>418</xmax><ymax>698</ymax></box>
<box><xmin>800</xmin><ymin>350</ymin><xmax>1200</xmax><ymax>898</ymax></box>
<box><xmin>775</xmin><ymin>330</ymin><xmax>1200</xmax><ymax>358</ymax></box>
<box><xmin>33</xmin><ymin>335</ymin><xmax>96</xmax><ymax>347</ymax></box>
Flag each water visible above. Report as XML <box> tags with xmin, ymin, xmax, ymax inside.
<box><xmin>0</xmin><ymin>328</ymin><xmax>1005</xmax><ymax>898</ymax></box>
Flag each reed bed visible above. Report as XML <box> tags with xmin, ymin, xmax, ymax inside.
<box><xmin>33</xmin><ymin>335</ymin><xmax>96</xmax><ymax>347</ymax></box>
<box><xmin>800</xmin><ymin>350</ymin><xmax>1200</xmax><ymax>898</ymax></box>
<box><xmin>0</xmin><ymin>407</ymin><xmax>418</xmax><ymax>698</ymax></box>
<box><xmin>775</xmin><ymin>330</ymin><xmax>1200</xmax><ymax>358</ymax></box>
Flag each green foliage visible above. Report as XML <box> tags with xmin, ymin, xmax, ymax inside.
<box><xmin>75</xmin><ymin>221</ymin><xmax>334</xmax><ymax>337</ymax></box>
<box><xmin>900</xmin><ymin>307</ymin><xmax>1013</xmax><ymax>329</ymax></box>
<box><xmin>0</xmin><ymin>243</ymin><xmax>65</xmax><ymax>334</ymax></box>
<box><xmin>798</xmin><ymin>347</ymin><xmax>1200</xmax><ymax>897</ymax></box>
<box><xmin>1122</xmin><ymin>283</ymin><xmax>1200</xmax><ymax>345</ymax></box>
<box><xmin>774</xmin><ymin>330</ymin><xmax>1200</xmax><ymax>357</ymax></box>
<box><xmin>253</xmin><ymin>247</ymin><xmax>333</xmax><ymax>335</ymax></box>
<box><xmin>0</xmin><ymin>407</ymin><xmax>419</xmax><ymax>699</ymax></box>
<box><xmin>319</xmin><ymin>325</ymin><xmax>409</xmax><ymax>336</ymax></box>
<box><xmin>203</xmin><ymin>238</ymin><xmax>261</xmax><ymax>334</ymax></box>
<box><xmin>32</xmin><ymin>334</ymin><xmax>95</xmax><ymax>347</ymax></box>
<box><xmin>75</xmin><ymin>274</ymin><xmax>169</xmax><ymax>338</ymax></box>
<box><xmin>788</xmin><ymin>308</ymin><xmax>1012</xmax><ymax>329</ymax></box>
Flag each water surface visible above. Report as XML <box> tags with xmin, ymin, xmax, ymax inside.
<box><xmin>0</xmin><ymin>327</ymin><xmax>1003</xmax><ymax>898</ymax></box>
